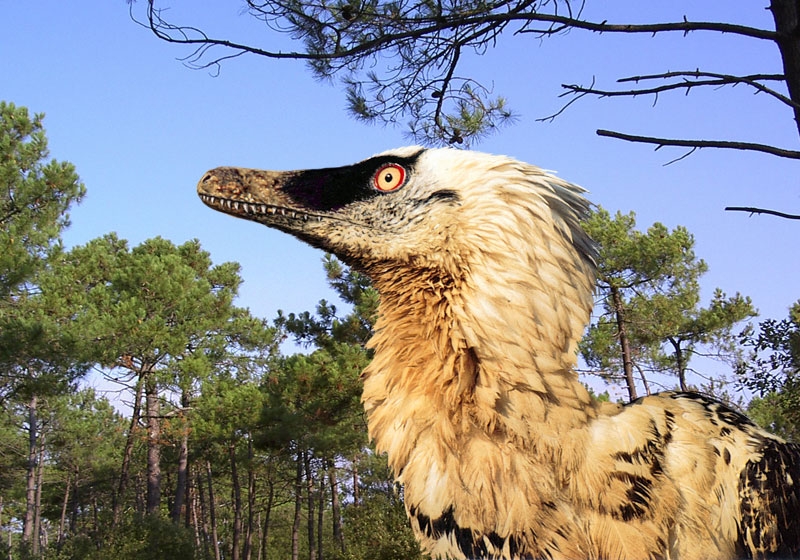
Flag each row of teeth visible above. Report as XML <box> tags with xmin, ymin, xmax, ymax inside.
<box><xmin>200</xmin><ymin>194</ymin><xmax>322</xmax><ymax>222</ymax></box>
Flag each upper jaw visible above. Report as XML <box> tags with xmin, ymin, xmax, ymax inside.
<box><xmin>196</xmin><ymin>166</ymin><xmax>328</xmax><ymax>225</ymax></box>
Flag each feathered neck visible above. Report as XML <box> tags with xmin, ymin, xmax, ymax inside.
<box><xmin>360</xmin><ymin>241</ymin><xmax>599</xmax><ymax>475</ymax></box>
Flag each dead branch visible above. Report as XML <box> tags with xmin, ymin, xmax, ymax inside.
<box><xmin>596</xmin><ymin>129</ymin><xmax>800</xmax><ymax>160</ymax></box>
<box><xmin>560</xmin><ymin>71</ymin><xmax>799</xmax><ymax>111</ymax></box>
<box><xmin>513</xmin><ymin>13</ymin><xmax>776</xmax><ymax>41</ymax></box>
<box><xmin>724</xmin><ymin>206</ymin><xmax>800</xmax><ymax>220</ymax></box>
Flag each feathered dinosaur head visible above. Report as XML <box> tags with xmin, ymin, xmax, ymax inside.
<box><xmin>197</xmin><ymin>146</ymin><xmax>595</xmax><ymax>279</ymax></box>
<box><xmin>198</xmin><ymin>147</ymin><xmax>598</xmax><ymax>382</ymax></box>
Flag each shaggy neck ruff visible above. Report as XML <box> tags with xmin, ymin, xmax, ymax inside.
<box><xmin>360</xmin><ymin>243</ymin><xmax>601</xmax><ymax>537</ymax></box>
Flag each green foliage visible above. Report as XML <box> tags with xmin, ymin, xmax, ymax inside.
<box><xmin>748</xmin><ymin>391</ymin><xmax>800</xmax><ymax>442</ymax></box>
<box><xmin>339</xmin><ymin>493</ymin><xmax>427</xmax><ymax>560</ymax></box>
<box><xmin>739</xmin><ymin>301</ymin><xmax>800</xmax><ymax>394</ymax></box>
<box><xmin>0</xmin><ymin>102</ymin><xmax>89</xmax><ymax>404</ymax></box>
<box><xmin>43</xmin><ymin>388</ymin><xmax>126</xmax><ymax>507</ymax></box>
<box><xmin>0</xmin><ymin>293</ymin><xmax>91</xmax><ymax>404</ymax></box>
<box><xmin>54</xmin><ymin>515</ymin><xmax>197</xmax><ymax>560</ymax></box>
<box><xmin>261</xmin><ymin>345</ymin><xmax>368</xmax><ymax>457</ymax></box>
<box><xmin>266</xmin><ymin>255</ymin><xmax>373</xmax><ymax>462</ymax></box>
<box><xmin>740</xmin><ymin>301</ymin><xmax>800</xmax><ymax>440</ymax></box>
<box><xmin>41</xmin><ymin>235</ymin><xmax>243</xmax><ymax>367</ymax></box>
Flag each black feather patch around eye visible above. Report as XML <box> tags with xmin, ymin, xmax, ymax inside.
<box><xmin>281</xmin><ymin>149</ymin><xmax>425</xmax><ymax>212</ymax></box>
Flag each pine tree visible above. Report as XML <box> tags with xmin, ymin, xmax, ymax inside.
<box><xmin>581</xmin><ymin>208</ymin><xmax>755</xmax><ymax>400</ymax></box>
<box><xmin>40</xmin><ymin>234</ymin><xmax>276</xmax><ymax>523</ymax></box>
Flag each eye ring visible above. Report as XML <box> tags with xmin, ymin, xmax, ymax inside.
<box><xmin>373</xmin><ymin>164</ymin><xmax>406</xmax><ymax>192</ymax></box>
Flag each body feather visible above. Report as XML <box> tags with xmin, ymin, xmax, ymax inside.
<box><xmin>197</xmin><ymin>147</ymin><xmax>800</xmax><ymax>559</ymax></box>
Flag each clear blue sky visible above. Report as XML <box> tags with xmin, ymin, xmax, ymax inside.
<box><xmin>3</xmin><ymin>2</ymin><xmax>797</xmax><ymax>395</ymax></box>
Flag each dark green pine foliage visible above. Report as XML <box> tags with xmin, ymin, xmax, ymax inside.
<box><xmin>581</xmin><ymin>207</ymin><xmax>755</xmax><ymax>400</ymax></box>
<box><xmin>0</xmin><ymin>101</ymin><xmax>85</xmax><ymax>300</ymax></box>
<box><xmin>0</xmin><ymin>101</ymin><xmax>89</xmax><ymax>402</ymax></box>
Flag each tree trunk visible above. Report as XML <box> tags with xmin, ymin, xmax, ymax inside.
<box><xmin>91</xmin><ymin>495</ymin><xmax>100</xmax><ymax>547</ymax></box>
<box><xmin>305</xmin><ymin>452</ymin><xmax>316</xmax><ymax>560</ymax></box>
<box><xmin>32</xmin><ymin>435</ymin><xmax>46</xmax><ymax>555</ymax></box>
<box><xmin>770</xmin><ymin>0</ymin><xmax>800</xmax><ymax>137</ymax></box>
<box><xmin>22</xmin><ymin>394</ymin><xmax>38</xmax><ymax>548</ymax></box>
<box><xmin>258</xmin><ymin>480</ymin><xmax>274</xmax><ymax>560</ymax></box>
<box><xmin>243</xmin><ymin>439</ymin><xmax>256</xmax><ymax>560</ymax></box>
<box><xmin>0</xmin><ymin>498</ymin><xmax>5</xmax><ymax>560</ymax></box>
<box><xmin>114</xmin><ymin>373</ymin><xmax>145</xmax><ymax>525</ymax></box>
<box><xmin>352</xmin><ymin>456</ymin><xmax>359</xmax><ymax>507</ymax></box>
<box><xmin>328</xmin><ymin>463</ymin><xmax>345</xmax><ymax>554</ymax></box>
<box><xmin>185</xmin><ymin>467</ymin><xmax>193</xmax><ymax>529</ymax></box>
<box><xmin>229</xmin><ymin>444</ymin><xmax>242</xmax><ymax>560</ymax></box>
<box><xmin>145</xmin><ymin>373</ymin><xmax>162</xmax><ymax>515</ymax></box>
<box><xmin>634</xmin><ymin>364</ymin><xmax>652</xmax><ymax>396</ymax></box>
<box><xmin>171</xmin><ymin>393</ymin><xmax>190</xmax><ymax>524</ymax></box>
<box><xmin>291</xmin><ymin>452</ymin><xmax>303</xmax><ymax>560</ymax></box>
<box><xmin>58</xmin><ymin>473</ymin><xmax>70</xmax><ymax>550</ymax></box>
<box><xmin>189</xmin><ymin>479</ymin><xmax>202</xmax><ymax>551</ymax></box>
<box><xmin>195</xmin><ymin>467</ymin><xmax>212</xmax><ymax>560</ymax></box>
<box><xmin>206</xmin><ymin>460</ymin><xmax>222</xmax><ymax>560</ymax></box>
<box><xmin>316</xmin><ymin>474</ymin><xmax>325</xmax><ymax>560</ymax></box>
<box><xmin>611</xmin><ymin>286</ymin><xmax>638</xmax><ymax>401</ymax></box>
<box><xmin>70</xmin><ymin>467</ymin><xmax>80</xmax><ymax>535</ymax></box>
<box><xmin>669</xmin><ymin>337</ymin><xmax>689</xmax><ymax>391</ymax></box>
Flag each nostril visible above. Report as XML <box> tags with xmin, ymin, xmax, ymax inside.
<box><xmin>201</xmin><ymin>173</ymin><xmax>214</xmax><ymax>184</ymax></box>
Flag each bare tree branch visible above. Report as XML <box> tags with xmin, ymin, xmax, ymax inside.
<box><xmin>561</xmin><ymin>71</ymin><xmax>800</xmax><ymax>112</ymax></box>
<box><xmin>596</xmin><ymin>129</ymin><xmax>800</xmax><ymax>160</ymax></box>
<box><xmin>724</xmin><ymin>206</ymin><xmax>800</xmax><ymax>220</ymax></box>
<box><xmin>514</xmin><ymin>13</ymin><xmax>777</xmax><ymax>41</ymax></box>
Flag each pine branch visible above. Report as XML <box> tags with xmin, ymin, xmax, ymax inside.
<box><xmin>140</xmin><ymin>1</ymin><xmax>777</xmax><ymax>68</ymax></box>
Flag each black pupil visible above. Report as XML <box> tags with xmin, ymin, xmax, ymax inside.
<box><xmin>384</xmin><ymin>172</ymin><xmax>394</xmax><ymax>183</ymax></box>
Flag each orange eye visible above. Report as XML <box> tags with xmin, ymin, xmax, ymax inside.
<box><xmin>373</xmin><ymin>164</ymin><xmax>406</xmax><ymax>192</ymax></box>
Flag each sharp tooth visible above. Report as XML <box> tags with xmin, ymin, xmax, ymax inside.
<box><xmin>260</xmin><ymin>205</ymin><xmax>267</xmax><ymax>213</ymax></box>
<box><xmin>280</xmin><ymin>209</ymin><xmax>286</xmax><ymax>216</ymax></box>
<box><xmin>268</xmin><ymin>207</ymin><xmax>276</xmax><ymax>215</ymax></box>
<box><xmin>290</xmin><ymin>212</ymin><xmax>297</xmax><ymax>219</ymax></box>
